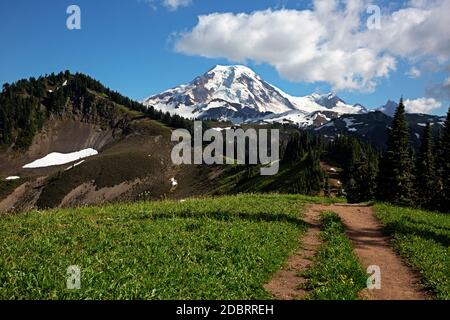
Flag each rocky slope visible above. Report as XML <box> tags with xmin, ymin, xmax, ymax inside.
<box><xmin>0</xmin><ymin>72</ymin><xmax>213</xmax><ymax>213</ymax></box>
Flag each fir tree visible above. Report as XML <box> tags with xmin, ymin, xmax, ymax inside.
<box><xmin>345</xmin><ymin>146</ymin><xmax>379</xmax><ymax>203</ymax></box>
<box><xmin>325</xmin><ymin>135</ymin><xmax>379</xmax><ymax>203</ymax></box>
<box><xmin>440</xmin><ymin>107</ymin><xmax>450</xmax><ymax>212</ymax></box>
<box><xmin>415</xmin><ymin>123</ymin><xmax>437</xmax><ymax>209</ymax></box>
<box><xmin>377</xmin><ymin>98</ymin><xmax>415</xmax><ymax>205</ymax></box>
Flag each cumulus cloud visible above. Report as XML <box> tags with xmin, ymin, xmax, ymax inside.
<box><xmin>406</xmin><ymin>67</ymin><xmax>421</xmax><ymax>78</ymax></box>
<box><xmin>174</xmin><ymin>0</ymin><xmax>450</xmax><ymax>92</ymax></box>
<box><xmin>404</xmin><ymin>97</ymin><xmax>442</xmax><ymax>113</ymax></box>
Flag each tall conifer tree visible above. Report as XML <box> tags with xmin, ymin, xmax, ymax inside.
<box><xmin>440</xmin><ymin>107</ymin><xmax>450</xmax><ymax>212</ymax></box>
<box><xmin>415</xmin><ymin>123</ymin><xmax>436</xmax><ymax>209</ymax></box>
<box><xmin>377</xmin><ymin>98</ymin><xmax>415</xmax><ymax>205</ymax></box>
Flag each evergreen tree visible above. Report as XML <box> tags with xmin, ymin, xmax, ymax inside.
<box><xmin>440</xmin><ymin>107</ymin><xmax>450</xmax><ymax>212</ymax></box>
<box><xmin>433</xmin><ymin>128</ymin><xmax>446</xmax><ymax>208</ymax></box>
<box><xmin>347</xmin><ymin>149</ymin><xmax>379</xmax><ymax>203</ymax></box>
<box><xmin>377</xmin><ymin>98</ymin><xmax>415</xmax><ymax>205</ymax></box>
<box><xmin>289</xmin><ymin>150</ymin><xmax>324</xmax><ymax>195</ymax></box>
<box><xmin>415</xmin><ymin>123</ymin><xmax>437</xmax><ymax>209</ymax></box>
<box><xmin>325</xmin><ymin>135</ymin><xmax>379</xmax><ymax>203</ymax></box>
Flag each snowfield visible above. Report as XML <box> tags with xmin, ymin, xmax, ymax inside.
<box><xmin>23</xmin><ymin>149</ymin><xmax>98</xmax><ymax>169</ymax></box>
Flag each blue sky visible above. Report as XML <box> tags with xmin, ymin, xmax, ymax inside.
<box><xmin>1</xmin><ymin>0</ymin><xmax>449</xmax><ymax>114</ymax></box>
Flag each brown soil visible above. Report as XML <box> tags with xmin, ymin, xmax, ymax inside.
<box><xmin>328</xmin><ymin>204</ymin><xmax>428</xmax><ymax>300</ymax></box>
<box><xmin>264</xmin><ymin>205</ymin><xmax>323</xmax><ymax>299</ymax></box>
<box><xmin>265</xmin><ymin>203</ymin><xmax>429</xmax><ymax>300</ymax></box>
<box><xmin>59</xmin><ymin>179</ymin><xmax>141</xmax><ymax>207</ymax></box>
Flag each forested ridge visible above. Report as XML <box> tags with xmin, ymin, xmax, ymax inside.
<box><xmin>0</xmin><ymin>71</ymin><xmax>193</xmax><ymax>149</ymax></box>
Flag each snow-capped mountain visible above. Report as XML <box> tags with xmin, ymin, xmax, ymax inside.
<box><xmin>142</xmin><ymin>65</ymin><xmax>366</xmax><ymax>127</ymax></box>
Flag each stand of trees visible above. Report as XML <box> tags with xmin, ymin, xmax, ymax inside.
<box><xmin>282</xmin><ymin>132</ymin><xmax>325</xmax><ymax>195</ymax></box>
<box><xmin>329</xmin><ymin>99</ymin><xmax>449</xmax><ymax>213</ymax></box>
<box><xmin>326</xmin><ymin>135</ymin><xmax>379</xmax><ymax>203</ymax></box>
<box><xmin>377</xmin><ymin>99</ymin><xmax>449</xmax><ymax>212</ymax></box>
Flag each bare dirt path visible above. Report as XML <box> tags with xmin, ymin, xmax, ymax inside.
<box><xmin>327</xmin><ymin>204</ymin><xmax>428</xmax><ymax>300</ymax></box>
<box><xmin>265</xmin><ymin>203</ymin><xmax>429</xmax><ymax>300</ymax></box>
<box><xmin>264</xmin><ymin>205</ymin><xmax>323</xmax><ymax>299</ymax></box>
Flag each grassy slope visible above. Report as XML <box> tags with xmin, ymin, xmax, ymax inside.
<box><xmin>213</xmin><ymin>157</ymin><xmax>326</xmax><ymax>196</ymax></box>
<box><xmin>302</xmin><ymin>212</ymin><xmax>367</xmax><ymax>300</ymax></box>
<box><xmin>0</xmin><ymin>194</ymin><xmax>332</xmax><ymax>300</ymax></box>
<box><xmin>374</xmin><ymin>204</ymin><xmax>450</xmax><ymax>300</ymax></box>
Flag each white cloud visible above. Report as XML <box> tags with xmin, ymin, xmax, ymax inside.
<box><xmin>175</xmin><ymin>0</ymin><xmax>450</xmax><ymax>92</ymax></box>
<box><xmin>406</xmin><ymin>67</ymin><xmax>421</xmax><ymax>78</ymax></box>
<box><xmin>141</xmin><ymin>0</ymin><xmax>192</xmax><ymax>10</ymax></box>
<box><xmin>404</xmin><ymin>97</ymin><xmax>442</xmax><ymax>113</ymax></box>
<box><xmin>163</xmin><ymin>0</ymin><xmax>191</xmax><ymax>10</ymax></box>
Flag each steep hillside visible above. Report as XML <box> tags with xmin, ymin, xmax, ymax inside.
<box><xmin>0</xmin><ymin>72</ymin><xmax>211</xmax><ymax>213</ymax></box>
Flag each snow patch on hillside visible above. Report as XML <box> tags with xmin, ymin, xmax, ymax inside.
<box><xmin>23</xmin><ymin>148</ymin><xmax>98</xmax><ymax>169</ymax></box>
<box><xmin>5</xmin><ymin>176</ymin><xmax>20</xmax><ymax>181</ymax></box>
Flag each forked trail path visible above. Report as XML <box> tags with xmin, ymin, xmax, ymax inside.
<box><xmin>265</xmin><ymin>203</ymin><xmax>429</xmax><ymax>300</ymax></box>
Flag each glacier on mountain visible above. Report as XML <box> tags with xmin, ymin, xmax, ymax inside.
<box><xmin>142</xmin><ymin>65</ymin><xmax>367</xmax><ymax>127</ymax></box>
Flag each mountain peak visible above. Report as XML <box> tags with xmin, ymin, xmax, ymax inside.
<box><xmin>206</xmin><ymin>65</ymin><xmax>261</xmax><ymax>80</ymax></box>
<box><xmin>143</xmin><ymin>65</ymin><xmax>367</xmax><ymax>125</ymax></box>
<box><xmin>209</xmin><ymin>64</ymin><xmax>256</xmax><ymax>73</ymax></box>
<box><xmin>377</xmin><ymin>100</ymin><xmax>398</xmax><ymax>117</ymax></box>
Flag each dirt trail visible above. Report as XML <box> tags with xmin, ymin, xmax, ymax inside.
<box><xmin>265</xmin><ymin>203</ymin><xmax>428</xmax><ymax>300</ymax></box>
<box><xmin>326</xmin><ymin>204</ymin><xmax>428</xmax><ymax>300</ymax></box>
<box><xmin>264</xmin><ymin>205</ymin><xmax>323</xmax><ymax>299</ymax></box>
